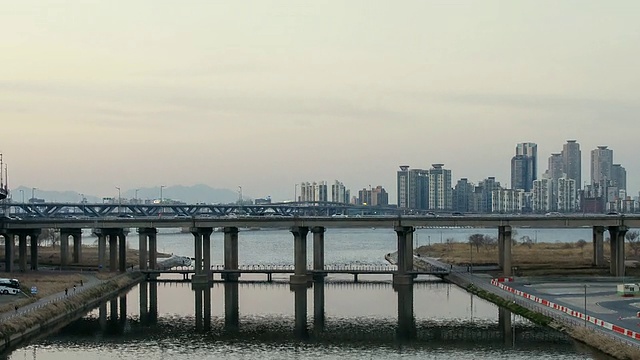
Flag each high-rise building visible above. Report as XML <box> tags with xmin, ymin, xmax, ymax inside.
<box><xmin>478</xmin><ymin>177</ymin><xmax>501</xmax><ymax>213</ymax></box>
<box><xmin>532</xmin><ymin>176</ymin><xmax>553</xmax><ymax>213</ymax></box>
<box><xmin>611</xmin><ymin>164</ymin><xmax>627</xmax><ymax>192</ymax></box>
<box><xmin>556</xmin><ymin>176</ymin><xmax>577</xmax><ymax>212</ymax></box>
<box><xmin>492</xmin><ymin>189</ymin><xmax>525</xmax><ymax>213</ymax></box>
<box><xmin>562</xmin><ymin>140</ymin><xmax>581</xmax><ymax>189</ymax></box>
<box><xmin>299</xmin><ymin>181</ymin><xmax>328</xmax><ymax>202</ymax></box>
<box><xmin>453</xmin><ymin>178</ymin><xmax>473</xmax><ymax>213</ymax></box>
<box><xmin>427</xmin><ymin>164</ymin><xmax>452</xmax><ymax>210</ymax></box>
<box><xmin>397</xmin><ymin>166</ymin><xmax>428</xmax><ymax>209</ymax></box>
<box><xmin>511</xmin><ymin>142</ymin><xmax>537</xmax><ymax>191</ymax></box>
<box><xmin>547</xmin><ymin>153</ymin><xmax>564</xmax><ymax>180</ymax></box>
<box><xmin>358</xmin><ymin>186</ymin><xmax>389</xmax><ymax>206</ymax></box>
<box><xmin>331</xmin><ymin>180</ymin><xmax>350</xmax><ymax>203</ymax></box>
<box><xmin>591</xmin><ymin>146</ymin><xmax>613</xmax><ymax>186</ymax></box>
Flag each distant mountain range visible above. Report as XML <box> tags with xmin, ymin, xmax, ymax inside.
<box><xmin>10</xmin><ymin>184</ymin><xmax>243</xmax><ymax>204</ymax></box>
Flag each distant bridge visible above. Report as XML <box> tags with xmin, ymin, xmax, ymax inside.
<box><xmin>6</xmin><ymin>201</ymin><xmax>403</xmax><ymax>218</ymax></box>
<box><xmin>141</xmin><ymin>264</ymin><xmax>450</xmax><ymax>282</ymax></box>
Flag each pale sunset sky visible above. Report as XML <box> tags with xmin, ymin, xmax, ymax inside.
<box><xmin>1</xmin><ymin>1</ymin><xmax>639</xmax><ymax>202</ymax></box>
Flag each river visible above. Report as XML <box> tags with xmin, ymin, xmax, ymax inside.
<box><xmin>7</xmin><ymin>228</ymin><xmax>611</xmax><ymax>359</ymax></box>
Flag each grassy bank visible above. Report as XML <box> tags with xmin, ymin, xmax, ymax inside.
<box><xmin>0</xmin><ymin>272</ymin><xmax>142</xmax><ymax>339</ymax></box>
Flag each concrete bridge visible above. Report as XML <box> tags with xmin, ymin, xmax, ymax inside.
<box><xmin>0</xmin><ymin>214</ymin><xmax>636</xmax><ymax>284</ymax></box>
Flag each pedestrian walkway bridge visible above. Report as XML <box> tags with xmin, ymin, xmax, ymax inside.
<box><xmin>140</xmin><ymin>264</ymin><xmax>450</xmax><ymax>282</ymax></box>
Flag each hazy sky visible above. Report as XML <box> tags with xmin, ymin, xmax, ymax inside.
<box><xmin>2</xmin><ymin>1</ymin><xmax>639</xmax><ymax>202</ymax></box>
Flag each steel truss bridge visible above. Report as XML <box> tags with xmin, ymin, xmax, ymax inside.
<box><xmin>4</xmin><ymin>202</ymin><xmax>404</xmax><ymax>218</ymax></box>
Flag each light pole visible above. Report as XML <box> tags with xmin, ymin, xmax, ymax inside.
<box><xmin>470</xmin><ymin>241</ymin><xmax>473</xmax><ymax>274</ymax></box>
<box><xmin>584</xmin><ymin>284</ymin><xmax>588</xmax><ymax>326</ymax></box>
<box><xmin>31</xmin><ymin>187</ymin><xmax>37</xmax><ymax>202</ymax></box>
<box><xmin>115</xmin><ymin>187</ymin><xmax>121</xmax><ymax>214</ymax></box>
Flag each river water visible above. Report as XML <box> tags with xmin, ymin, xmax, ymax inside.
<box><xmin>7</xmin><ymin>228</ymin><xmax>611</xmax><ymax>359</ymax></box>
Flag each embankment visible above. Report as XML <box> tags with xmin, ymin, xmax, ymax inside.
<box><xmin>0</xmin><ymin>272</ymin><xmax>143</xmax><ymax>352</ymax></box>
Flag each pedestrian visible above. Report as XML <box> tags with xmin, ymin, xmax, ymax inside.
<box><xmin>14</xmin><ymin>305</ymin><xmax>18</xmax><ymax>313</ymax></box>
<box><xmin>73</xmin><ymin>284</ymin><xmax>76</xmax><ymax>292</ymax></box>
<box><xmin>65</xmin><ymin>288</ymin><xmax>68</xmax><ymax>296</ymax></box>
<box><xmin>80</xmin><ymin>279</ymin><xmax>83</xmax><ymax>287</ymax></box>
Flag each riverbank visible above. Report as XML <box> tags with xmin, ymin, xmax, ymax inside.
<box><xmin>0</xmin><ymin>271</ymin><xmax>143</xmax><ymax>352</ymax></box>
<box><xmin>443</xmin><ymin>271</ymin><xmax>640</xmax><ymax>360</ymax></box>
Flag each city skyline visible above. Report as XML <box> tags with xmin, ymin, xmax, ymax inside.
<box><xmin>2</xmin><ymin>1</ymin><xmax>640</xmax><ymax>202</ymax></box>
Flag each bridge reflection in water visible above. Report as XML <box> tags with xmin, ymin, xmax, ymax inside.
<box><xmin>57</xmin><ymin>282</ymin><xmax>569</xmax><ymax>348</ymax></box>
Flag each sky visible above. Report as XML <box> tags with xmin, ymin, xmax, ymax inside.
<box><xmin>1</xmin><ymin>1</ymin><xmax>640</xmax><ymax>202</ymax></box>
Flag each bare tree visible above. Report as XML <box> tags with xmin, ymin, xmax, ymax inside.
<box><xmin>626</xmin><ymin>231</ymin><xmax>640</xmax><ymax>258</ymax></box>
<box><xmin>520</xmin><ymin>235</ymin><xmax>534</xmax><ymax>249</ymax></box>
<box><xmin>484</xmin><ymin>235</ymin><xmax>498</xmax><ymax>250</ymax></box>
<box><xmin>469</xmin><ymin>234</ymin><xmax>485</xmax><ymax>253</ymax></box>
<box><xmin>576</xmin><ymin>239</ymin><xmax>587</xmax><ymax>256</ymax></box>
<box><xmin>38</xmin><ymin>228</ymin><xmax>59</xmax><ymax>248</ymax></box>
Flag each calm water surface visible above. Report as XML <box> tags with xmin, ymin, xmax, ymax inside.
<box><xmin>8</xmin><ymin>228</ymin><xmax>609</xmax><ymax>359</ymax></box>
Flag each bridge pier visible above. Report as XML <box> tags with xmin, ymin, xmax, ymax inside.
<box><xmin>592</xmin><ymin>226</ymin><xmax>605</xmax><ymax>267</ymax></box>
<box><xmin>291</xmin><ymin>284</ymin><xmax>309</xmax><ymax>339</ymax></box>
<box><xmin>223</xmin><ymin>227</ymin><xmax>239</xmax><ymax>282</ymax></box>
<box><xmin>191</xmin><ymin>227</ymin><xmax>213</xmax><ymax>283</ymax></box>
<box><xmin>394</xmin><ymin>284</ymin><xmax>415</xmax><ymax>340</ymax></box>
<box><xmin>193</xmin><ymin>282</ymin><xmax>211</xmax><ymax>331</ymax></box>
<box><xmin>96</xmin><ymin>232</ymin><xmax>106</xmax><ymax>271</ymax></box>
<box><xmin>109</xmin><ymin>233</ymin><xmax>118</xmax><ymax>272</ymax></box>
<box><xmin>393</xmin><ymin>226</ymin><xmax>414</xmax><ymax>286</ymax></box>
<box><xmin>138</xmin><ymin>228</ymin><xmax>157</xmax><ymax>270</ymax></box>
<box><xmin>608</xmin><ymin>226</ymin><xmax>627</xmax><ymax>277</ymax></box>
<box><xmin>29</xmin><ymin>231</ymin><xmax>39</xmax><ymax>270</ymax></box>
<box><xmin>498</xmin><ymin>226</ymin><xmax>512</xmax><ymax>276</ymax></box>
<box><xmin>60</xmin><ymin>228</ymin><xmax>82</xmax><ymax>267</ymax></box>
<box><xmin>18</xmin><ymin>233</ymin><xmax>27</xmax><ymax>272</ymax></box>
<box><xmin>313</xmin><ymin>282</ymin><xmax>325</xmax><ymax>334</ymax></box>
<box><xmin>290</xmin><ymin>226</ymin><xmax>310</xmax><ymax>285</ymax></box>
<box><xmin>118</xmin><ymin>232</ymin><xmax>127</xmax><ymax>272</ymax></box>
<box><xmin>311</xmin><ymin>226</ymin><xmax>326</xmax><ymax>281</ymax></box>
<box><xmin>139</xmin><ymin>281</ymin><xmax>148</xmax><ymax>323</ymax></box>
<box><xmin>2</xmin><ymin>233</ymin><xmax>14</xmax><ymax>272</ymax></box>
<box><xmin>224</xmin><ymin>282</ymin><xmax>239</xmax><ymax>332</ymax></box>
<box><xmin>499</xmin><ymin>308</ymin><xmax>514</xmax><ymax>347</ymax></box>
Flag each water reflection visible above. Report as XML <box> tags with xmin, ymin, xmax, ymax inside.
<box><xmin>7</xmin><ymin>281</ymin><xmax>612</xmax><ymax>360</ymax></box>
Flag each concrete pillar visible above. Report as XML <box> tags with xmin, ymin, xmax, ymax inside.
<box><xmin>97</xmin><ymin>233</ymin><xmax>107</xmax><ymax>271</ymax></box>
<box><xmin>498</xmin><ymin>233</ymin><xmax>505</xmax><ymax>269</ymax></box>
<box><xmin>110</xmin><ymin>298</ymin><xmax>118</xmax><ymax>321</ymax></box>
<box><xmin>29</xmin><ymin>231</ymin><xmax>39</xmax><ymax>270</ymax></box>
<box><xmin>224</xmin><ymin>282</ymin><xmax>239</xmax><ymax>332</ymax></box>
<box><xmin>118</xmin><ymin>232</ymin><xmax>127</xmax><ymax>272</ymax></box>
<box><xmin>290</xmin><ymin>226</ymin><xmax>309</xmax><ymax>285</ymax></box>
<box><xmin>149</xmin><ymin>282</ymin><xmax>158</xmax><ymax>324</ymax></box>
<box><xmin>499</xmin><ymin>308</ymin><xmax>513</xmax><ymax>347</ymax></box>
<box><xmin>109</xmin><ymin>234</ymin><xmax>118</xmax><ymax>272</ymax></box>
<box><xmin>18</xmin><ymin>233</ymin><xmax>27</xmax><ymax>272</ymax></box>
<box><xmin>194</xmin><ymin>286</ymin><xmax>203</xmax><ymax>331</ymax></box>
<box><xmin>119</xmin><ymin>295</ymin><xmax>127</xmax><ymax>326</ymax></box>
<box><xmin>499</xmin><ymin>226</ymin><xmax>512</xmax><ymax>276</ymax></box>
<box><xmin>138</xmin><ymin>230</ymin><xmax>148</xmax><ymax>270</ymax></box>
<box><xmin>203</xmin><ymin>229</ymin><xmax>212</xmax><ymax>280</ymax></box>
<box><xmin>149</xmin><ymin>231</ymin><xmax>157</xmax><ymax>270</ymax></box>
<box><xmin>3</xmin><ymin>233</ymin><xmax>14</xmax><ymax>272</ymax></box>
<box><xmin>99</xmin><ymin>303</ymin><xmax>107</xmax><ymax>331</ymax></box>
<box><xmin>191</xmin><ymin>229</ymin><xmax>203</xmax><ymax>275</ymax></box>
<box><xmin>204</xmin><ymin>284</ymin><xmax>211</xmax><ymax>331</ymax></box>
<box><xmin>60</xmin><ymin>231</ymin><xmax>70</xmax><ymax>267</ymax></box>
<box><xmin>592</xmin><ymin>226</ymin><xmax>605</xmax><ymax>267</ymax></box>
<box><xmin>223</xmin><ymin>227</ymin><xmax>239</xmax><ymax>282</ymax></box>
<box><xmin>393</xmin><ymin>226</ymin><xmax>414</xmax><ymax>286</ymax></box>
<box><xmin>608</xmin><ymin>226</ymin><xmax>628</xmax><ymax>278</ymax></box>
<box><xmin>139</xmin><ymin>281</ymin><xmax>148</xmax><ymax>324</ymax></box>
<box><xmin>311</xmin><ymin>226</ymin><xmax>326</xmax><ymax>281</ymax></box>
<box><xmin>395</xmin><ymin>284</ymin><xmax>416</xmax><ymax>340</ymax></box>
<box><xmin>313</xmin><ymin>281</ymin><xmax>325</xmax><ymax>334</ymax></box>
<box><xmin>97</xmin><ymin>234</ymin><xmax>106</xmax><ymax>271</ymax></box>
<box><xmin>72</xmin><ymin>231</ymin><xmax>82</xmax><ymax>264</ymax></box>
<box><xmin>292</xmin><ymin>284</ymin><xmax>308</xmax><ymax>339</ymax></box>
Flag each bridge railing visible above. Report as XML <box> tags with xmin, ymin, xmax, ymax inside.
<box><xmin>155</xmin><ymin>264</ymin><xmax>454</xmax><ymax>273</ymax></box>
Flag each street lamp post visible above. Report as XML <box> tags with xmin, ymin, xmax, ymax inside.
<box><xmin>470</xmin><ymin>242</ymin><xmax>473</xmax><ymax>274</ymax></box>
<box><xmin>584</xmin><ymin>284</ymin><xmax>588</xmax><ymax>326</ymax></box>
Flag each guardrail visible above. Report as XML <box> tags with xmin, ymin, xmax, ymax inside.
<box><xmin>1</xmin><ymin>283</ymin><xmax>91</xmax><ymax>321</ymax></box>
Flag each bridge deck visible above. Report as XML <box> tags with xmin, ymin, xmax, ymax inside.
<box><xmin>141</xmin><ymin>269</ymin><xmax>448</xmax><ymax>275</ymax></box>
